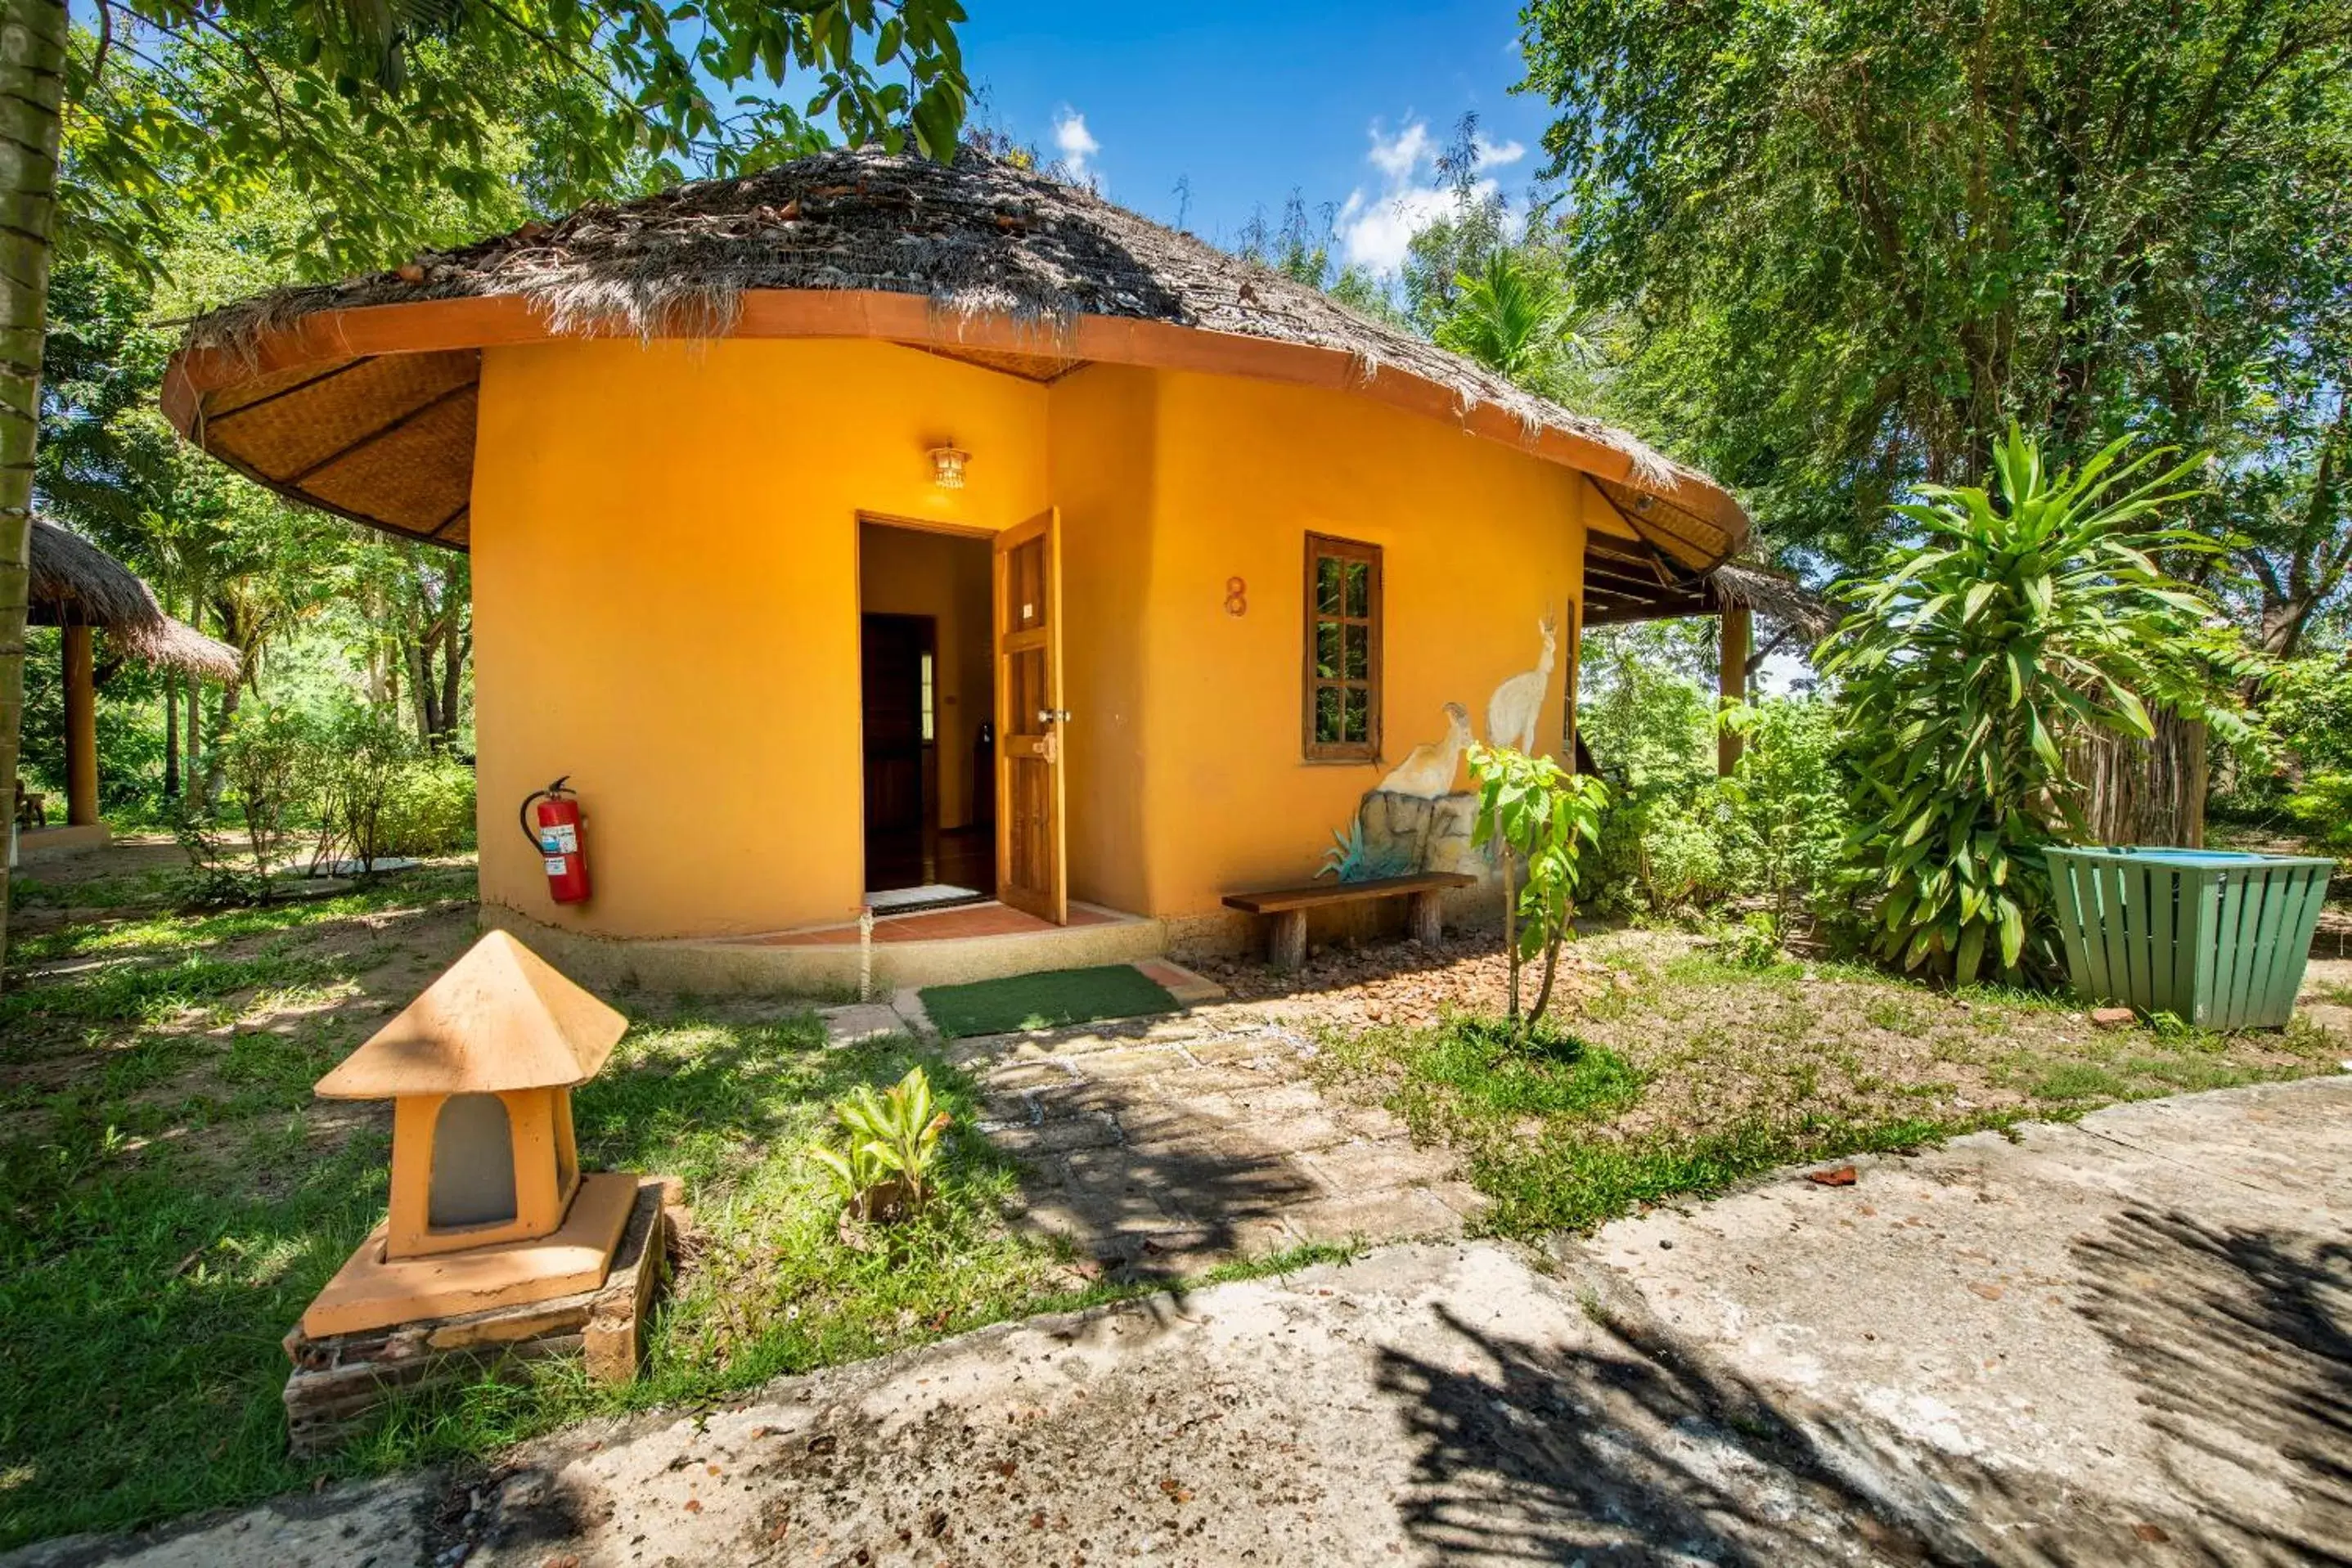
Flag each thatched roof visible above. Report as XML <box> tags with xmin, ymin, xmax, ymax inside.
<box><xmin>1710</xmin><ymin>562</ymin><xmax>1838</xmax><ymax>642</ymax></box>
<box><xmin>163</xmin><ymin>148</ymin><xmax>1747</xmax><ymax>568</ymax></box>
<box><xmin>1581</xmin><ymin>533</ymin><xmax>1833</xmax><ymax>638</ymax></box>
<box><xmin>28</xmin><ymin>517</ymin><xmax>242</xmax><ymax>681</ymax></box>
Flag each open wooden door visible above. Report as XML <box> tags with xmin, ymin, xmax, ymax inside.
<box><xmin>994</xmin><ymin>508</ymin><xmax>1068</xmax><ymax>924</ymax></box>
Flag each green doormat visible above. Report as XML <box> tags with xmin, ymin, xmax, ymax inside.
<box><xmin>920</xmin><ymin>964</ymin><xmax>1178</xmax><ymax>1038</ymax></box>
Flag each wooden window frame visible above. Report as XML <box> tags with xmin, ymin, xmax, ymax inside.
<box><xmin>1302</xmin><ymin>532</ymin><xmax>1383</xmax><ymax>763</ymax></box>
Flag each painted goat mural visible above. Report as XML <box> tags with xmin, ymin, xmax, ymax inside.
<box><xmin>1319</xmin><ymin>616</ymin><xmax>1563</xmax><ymax>887</ymax></box>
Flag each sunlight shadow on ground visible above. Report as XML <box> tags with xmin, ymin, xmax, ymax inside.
<box><xmin>2074</xmin><ymin>1208</ymin><xmax>2352</xmax><ymax>1562</ymax></box>
<box><xmin>1374</xmin><ymin>1290</ymin><xmax>2262</xmax><ymax>1566</ymax></box>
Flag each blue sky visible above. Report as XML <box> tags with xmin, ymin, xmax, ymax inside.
<box><xmin>954</xmin><ymin>2</ymin><xmax>1558</xmax><ymax>273</ymax></box>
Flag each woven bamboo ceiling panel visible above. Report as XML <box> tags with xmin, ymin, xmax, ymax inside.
<box><xmin>191</xmin><ymin>348</ymin><xmax>481</xmax><ymax>544</ymax></box>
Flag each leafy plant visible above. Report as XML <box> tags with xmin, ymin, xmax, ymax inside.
<box><xmin>1715</xmin><ymin>696</ymin><xmax>1857</xmax><ymax>941</ymax></box>
<box><xmin>1716</xmin><ymin>910</ymin><xmax>1785</xmax><ymax>970</ymax></box>
<box><xmin>806</xmin><ymin>1066</ymin><xmax>954</xmax><ymax>1224</ymax></box>
<box><xmin>1574</xmin><ymin>622</ymin><xmax>1727</xmax><ymax>916</ymax></box>
<box><xmin>376</xmin><ymin>756</ymin><xmax>477</xmax><ymax>857</ymax></box>
<box><xmin>214</xmin><ymin>705</ymin><xmax>322</xmax><ymax>889</ymax></box>
<box><xmin>1432</xmin><ymin>248</ymin><xmax>1590</xmax><ymax>391</ymax></box>
<box><xmin>1465</xmin><ymin>744</ymin><xmax>1610</xmax><ymax>1037</ymax></box>
<box><xmin>1822</xmin><ymin>426</ymin><xmax>2240</xmax><ymax>985</ymax></box>
<box><xmin>312</xmin><ymin>703</ymin><xmax>417</xmax><ymax>872</ymax></box>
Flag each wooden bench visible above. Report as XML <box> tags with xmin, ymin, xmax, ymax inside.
<box><xmin>1222</xmin><ymin>871</ymin><xmax>1477</xmax><ymax>970</ymax></box>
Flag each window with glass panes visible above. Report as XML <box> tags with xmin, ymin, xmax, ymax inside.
<box><xmin>1302</xmin><ymin>533</ymin><xmax>1383</xmax><ymax>761</ymax></box>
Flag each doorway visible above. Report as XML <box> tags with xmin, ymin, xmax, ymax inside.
<box><xmin>858</xmin><ymin>520</ymin><xmax>996</xmax><ymax>911</ymax></box>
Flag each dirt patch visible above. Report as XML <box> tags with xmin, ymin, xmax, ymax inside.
<box><xmin>1190</xmin><ymin>932</ymin><xmax>1611</xmax><ymax>1031</ymax></box>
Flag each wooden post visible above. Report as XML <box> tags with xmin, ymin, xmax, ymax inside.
<box><xmin>62</xmin><ymin>622</ymin><xmax>98</xmax><ymax>826</ymax></box>
<box><xmin>1269</xmin><ymin>910</ymin><xmax>1307</xmax><ymax>971</ymax></box>
<box><xmin>1407</xmin><ymin>887</ymin><xmax>1443</xmax><ymax>946</ymax></box>
<box><xmin>1717</xmin><ymin>602</ymin><xmax>1751</xmax><ymax>778</ymax></box>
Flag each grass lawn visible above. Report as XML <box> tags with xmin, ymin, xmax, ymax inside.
<box><xmin>2</xmin><ymin>846</ymin><xmax>2342</xmax><ymax>1550</ymax></box>
<box><xmin>1312</xmin><ymin>928</ymin><xmax>2352</xmax><ymax>1237</ymax></box>
<box><xmin>0</xmin><ymin>855</ymin><xmax>1324</xmax><ymax>1550</ymax></box>
<box><xmin>920</xmin><ymin>963</ymin><xmax>1178</xmax><ymax>1038</ymax></box>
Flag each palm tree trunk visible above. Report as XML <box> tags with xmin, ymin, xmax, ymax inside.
<box><xmin>0</xmin><ymin>0</ymin><xmax>66</xmax><ymax>982</ymax></box>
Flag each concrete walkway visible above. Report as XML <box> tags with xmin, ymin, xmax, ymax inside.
<box><xmin>16</xmin><ymin>1075</ymin><xmax>2348</xmax><ymax>1567</ymax></box>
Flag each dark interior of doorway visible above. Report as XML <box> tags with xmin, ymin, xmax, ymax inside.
<box><xmin>860</xmin><ymin>523</ymin><xmax>996</xmax><ymax>912</ymax></box>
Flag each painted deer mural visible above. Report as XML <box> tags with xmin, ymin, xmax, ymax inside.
<box><xmin>1378</xmin><ymin>702</ymin><xmax>1473</xmax><ymax>798</ymax></box>
<box><xmin>1485</xmin><ymin>611</ymin><xmax>1557</xmax><ymax>754</ymax></box>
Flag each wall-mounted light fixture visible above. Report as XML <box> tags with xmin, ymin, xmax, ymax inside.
<box><xmin>929</xmin><ymin>445</ymin><xmax>970</xmax><ymax>489</ymax></box>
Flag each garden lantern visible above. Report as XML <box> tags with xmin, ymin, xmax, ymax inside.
<box><xmin>299</xmin><ymin>929</ymin><xmax>642</xmax><ymax>1337</ymax></box>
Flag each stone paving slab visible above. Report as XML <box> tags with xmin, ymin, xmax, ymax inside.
<box><xmin>958</xmin><ymin>1008</ymin><xmax>1476</xmax><ymax>1266</ymax></box>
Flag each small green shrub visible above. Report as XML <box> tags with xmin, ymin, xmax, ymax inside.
<box><xmin>214</xmin><ymin>705</ymin><xmax>323</xmax><ymax>887</ymax></box>
<box><xmin>1716</xmin><ymin>911</ymin><xmax>1784</xmax><ymax>969</ymax></box>
<box><xmin>376</xmin><ymin>756</ymin><xmax>475</xmax><ymax>855</ymax></box>
<box><xmin>1466</xmin><ymin>744</ymin><xmax>1608</xmax><ymax>1037</ymax></box>
<box><xmin>315</xmin><ymin>704</ymin><xmax>420</xmax><ymax>869</ymax></box>
<box><xmin>807</xmin><ymin>1065</ymin><xmax>953</xmax><ymax>1222</ymax></box>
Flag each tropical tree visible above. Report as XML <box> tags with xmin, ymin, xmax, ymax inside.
<box><xmin>1520</xmin><ymin>0</ymin><xmax>2352</xmax><ymax>569</ymax></box>
<box><xmin>1432</xmin><ymin>247</ymin><xmax>1589</xmax><ymax>395</ymax></box>
<box><xmin>1823</xmin><ymin>428</ymin><xmax>2245</xmax><ymax>985</ymax></box>
<box><xmin>0</xmin><ymin>0</ymin><xmax>972</xmax><ymax>973</ymax></box>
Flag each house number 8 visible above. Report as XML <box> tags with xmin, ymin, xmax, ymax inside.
<box><xmin>1225</xmin><ymin>576</ymin><xmax>1248</xmax><ymax>616</ymax></box>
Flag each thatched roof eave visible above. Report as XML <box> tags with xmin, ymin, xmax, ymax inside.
<box><xmin>28</xmin><ymin>517</ymin><xmax>242</xmax><ymax>680</ymax></box>
<box><xmin>162</xmin><ymin>149</ymin><xmax>1749</xmax><ymax>569</ymax></box>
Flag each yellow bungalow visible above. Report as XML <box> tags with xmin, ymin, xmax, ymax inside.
<box><xmin>163</xmin><ymin>150</ymin><xmax>1749</xmax><ymax>986</ymax></box>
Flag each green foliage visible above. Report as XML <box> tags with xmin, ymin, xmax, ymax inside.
<box><xmin>1576</xmin><ymin>624</ymin><xmax>1725</xmax><ymax>915</ymax></box>
<box><xmin>1824</xmin><ymin>427</ymin><xmax>2241</xmax><ymax>984</ymax></box>
<box><xmin>214</xmin><ymin>704</ymin><xmax>318</xmax><ymax>883</ymax></box>
<box><xmin>2217</xmin><ymin>649</ymin><xmax>2352</xmax><ymax>846</ymax></box>
<box><xmin>2285</xmin><ymin>773</ymin><xmax>2352</xmax><ymax>851</ymax></box>
<box><xmin>807</xmin><ymin>1066</ymin><xmax>953</xmax><ymax>1220</ymax></box>
<box><xmin>313</xmin><ymin>703</ymin><xmax>416</xmax><ymax>868</ymax></box>
<box><xmin>1432</xmin><ymin>248</ymin><xmax>1590</xmax><ymax>392</ymax></box>
<box><xmin>1466</xmin><ymin>743</ymin><xmax>1608</xmax><ymax>1032</ymax></box>
<box><xmin>1715</xmin><ymin>910</ymin><xmax>1786</xmax><ymax>969</ymax></box>
<box><xmin>1715</xmin><ymin>696</ymin><xmax>1856</xmax><ymax>938</ymax></box>
<box><xmin>1520</xmin><ymin>0</ymin><xmax>2352</xmax><ymax>611</ymax></box>
<box><xmin>375</xmin><ymin>754</ymin><xmax>475</xmax><ymax>856</ymax></box>
<box><xmin>61</xmin><ymin>0</ymin><xmax>971</xmax><ymax>281</ymax></box>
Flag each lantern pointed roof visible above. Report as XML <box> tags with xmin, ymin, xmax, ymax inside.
<box><xmin>317</xmin><ymin>929</ymin><xmax>627</xmax><ymax>1100</ymax></box>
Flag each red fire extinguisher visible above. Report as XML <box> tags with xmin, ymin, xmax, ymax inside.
<box><xmin>519</xmin><ymin>776</ymin><xmax>591</xmax><ymax>905</ymax></box>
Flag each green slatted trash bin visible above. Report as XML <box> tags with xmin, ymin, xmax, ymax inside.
<box><xmin>2046</xmin><ymin>847</ymin><xmax>2333</xmax><ymax>1029</ymax></box>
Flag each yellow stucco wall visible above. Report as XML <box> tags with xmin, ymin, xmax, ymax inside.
<box><xmin>1118</xmin><ymin>370</ymin><xmax>1589</xmax><ymax>917</ymax></box>
<box><xmin>1049</xmin><ymin>364</ymin><xmax>1157</xmax><ymax>917</ymax></box>
<box><xmin>471</xmin><ymin>338</ymin><xmax>1048</xmax><ymax>938</ymax></box>
<box><xmin>470</xmin><ymin>339</ymin><xmax>1588</xmax><ymax>938</ymax></box>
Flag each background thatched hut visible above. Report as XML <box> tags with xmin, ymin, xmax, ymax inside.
<box><xmin>21</xmin><ymin>517</ymin><xmax>238</xmax><ymax>840</ymax></box>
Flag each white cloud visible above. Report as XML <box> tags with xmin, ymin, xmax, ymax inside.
<box><xmin>1053</xmin><ymin>110</ymin><xmax>1100</xmax><ymax>180</ymax></box>
<box><xmin>1338</xmin><ymin>118</ymin><xmax>1513</xmax><ymax>276</ymax></box>
<box><xmin>1365</xmin><ymin>121</ymin><xmax>1433</xmax><ymax>182</ymax></box>
<box><xmin>1474</xmin><ymin>135</ymin><xmax>1527</xmax><ymax>170</ymax></box>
